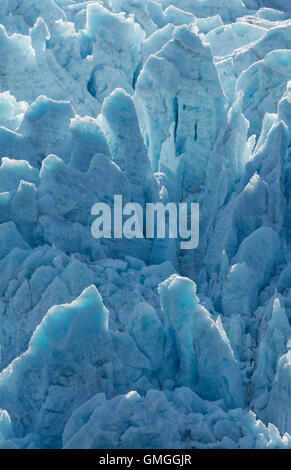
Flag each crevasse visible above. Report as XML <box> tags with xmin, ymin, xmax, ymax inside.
<box><xmin>0</xmin><ymin>0</ymin><xmax>290</xmax><ymax>449</ymax></box>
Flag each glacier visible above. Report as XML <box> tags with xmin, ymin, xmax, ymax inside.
<box><xmin>0</xmin><ymin>0</ymin><xmax>290</xmax><ymax>450</ymax></box>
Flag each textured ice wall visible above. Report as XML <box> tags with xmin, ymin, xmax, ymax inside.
<box><xmin>0</xmin><ymin>0</ymin><xmax>290</xmax><ymax>449</ymax></box>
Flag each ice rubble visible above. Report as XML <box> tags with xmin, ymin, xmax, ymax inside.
<box><xmin>0</xmin><ymin>0</ymin><xmax>290</xmax><ymax>450</ymax></box>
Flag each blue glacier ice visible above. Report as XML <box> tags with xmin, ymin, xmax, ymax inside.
<box><xmin>0</xmin><ymin>0</ymin><xmax>290</xmax><ymax>450</ymax></box>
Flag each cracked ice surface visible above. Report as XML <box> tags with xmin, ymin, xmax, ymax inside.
<box><xmin>0</xmin><ymin>0</ymin><xmax>290</xmax><ymax>449</ymax></box>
